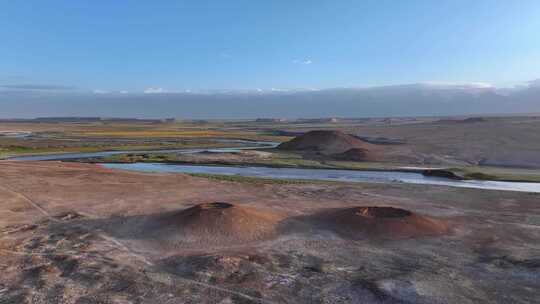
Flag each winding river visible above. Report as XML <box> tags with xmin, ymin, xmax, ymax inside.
<box><xmin>101</xmin><ymin>163</ymin><xmax>540</xmax><ymax>193</ymax></box>
<box><xmin>8</xmin><ymin>141</ymin><xmax>540</xmax><ymax>193</ymax></box>
<box><xmin>8</xmin><ymin>140</ymin><xmax>278</xmax><ymax>161</ymax></box>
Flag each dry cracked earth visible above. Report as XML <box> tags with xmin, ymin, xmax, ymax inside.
<box><xmin>1</xmin><ymin>161</ymin><xmax>539</xmax><ymax>303</ymax></box>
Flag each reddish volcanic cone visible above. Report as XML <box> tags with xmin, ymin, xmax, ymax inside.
<box><xmin>331</xmin><ymin>148</ymin><xmax>370</xmax><ymax>161</ymax></box>
<box><xmin>154</xmin><ymin>202</ymin><xmax>282</xmax><ymax>246</ymax></box>
<box><xmin>313</xmin><ymin>206</ymin><xmax>448</xmax><ymax>239</ymax></box>
<box><xmin>277</xmin><ymin>130</ymin><xmax>380</xmax><ymax>161</ymax></box>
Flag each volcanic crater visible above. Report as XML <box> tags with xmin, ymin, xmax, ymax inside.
<box><xmin>277</xmin><ymin>130</ymin><xmax>381</xmax><ymax>161</ymax></box>
<box><xmin>149</xmin><ymin>202</ymin><xmax>283</xmax><ymax>247</ymax></box>
<box><xmin>308</xmin><ymin>206</ymin><xmax>449</xmax><ymax>239</ymax></box>
<box><xmin>100</xmin><ymin>203</ymin><xmax>448</xmax><ymax>254</ymax></box>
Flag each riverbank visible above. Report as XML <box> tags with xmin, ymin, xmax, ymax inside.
<box><xmin>78</xmin><ymin>149</ymin><xmax>540</xmax><ymax>183</ymax></box>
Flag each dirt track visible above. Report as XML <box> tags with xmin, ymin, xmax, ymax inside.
<box><xmin>1</xmin><ymin>161</ymin><xmax>539</xmax><ymax>303</ymax></box>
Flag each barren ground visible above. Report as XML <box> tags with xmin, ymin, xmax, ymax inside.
<box><xmin>1</xmin><ymin>161</ymin><xmax>539</xmax><ymax>303</ymax></box>
<box><xmin>4</xmin><ymin>116</ymin><xmax>540</xmax><ymax>169</ymax></box>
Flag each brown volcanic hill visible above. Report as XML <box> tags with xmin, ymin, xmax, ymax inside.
<box><xmin>331</xmin><ymin>148</ymin><xmax>370</xmax><ymax>161</ymax></box>
<box><xmin>312</xmin><ymin>206</ymin><xmax>448</xmax><ymax>239</ymax></box>
<box><xmin>151</xmin><ymin>202</ymin><xmax>282</xmax><ymax>247</ymax></box>
<box><xmin>278</xmin><ymin>130</ymin><xmax>376</xmax><ymax>155</ymax></box>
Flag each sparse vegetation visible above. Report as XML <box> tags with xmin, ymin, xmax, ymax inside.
<box><xmin>3</xmin><ymin>118</ymin><xmax>540</xmax><ymax>183</ymax></box>
<box><xmin>87</xmin><ymin>150</ymin><xmax>540</xmax><ymax>183</ymax></box>
<box><xmin>0</xmin><ymin>120</ymin><xmax>290</xmax><ymax>158</ymax></box>
<box><xmin>449</xmin><ymin>166</ymin><xmax>540</xmax><ymax>183</ymax></box>
<box><xmin>188</xmin><ymin>172</ymin><xmax>348</xmax><ymax>185</ymax></box>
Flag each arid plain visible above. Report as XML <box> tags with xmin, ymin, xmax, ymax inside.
<box><xmin>1</xmin><ymin>117</ymin><xmax>540</xmax><ymax>303</ymax></box>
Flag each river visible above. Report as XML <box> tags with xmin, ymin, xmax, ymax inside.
<box><xmin>101</xmin><ymin>162</ymin><xmax>540</xmax><ymax>193</ymax></box>
<box><xmin>7</xmin><ymin>140</ymin><xmax>278</xmax><ymax>161</ymax></box>
<box><xmin>7</xmin><ymin>141</ymin><xmax>540</xmax><ymax>193</ymax></box>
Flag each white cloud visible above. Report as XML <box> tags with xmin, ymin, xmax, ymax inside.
<box><xmin>92</xmin><ymin>89</ymin><xmax>109</xmax><ymax>94</ymax></box>
<box><xmin>144</xmin><ymin>87</ymin><xmax>166</xmax><ymax>94</ymax></box>
<box><xmin>293</xmin><ymin>59</ymin><xmax>313</xmax><ymax>65</ymax></box>
<box><xmin>93</xmin><ymin>89</ymin><xmax>131</xmax><ymax>94</ymax></box>
<box><xmin>421</xmin><ymin>81</ymin><xmax>494</xmax><ymax>89</ymax></box>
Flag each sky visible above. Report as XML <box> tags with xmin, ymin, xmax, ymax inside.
<box><xmin>1</xmin><ymin>0</ymin><xmax>540</xmax><ymax>93</ymax></box>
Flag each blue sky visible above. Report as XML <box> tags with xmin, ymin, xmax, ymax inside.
<box><xmin>1</xmin><ymin>0</ymin><xmax>540</xmax><ymax>92</ymax></box>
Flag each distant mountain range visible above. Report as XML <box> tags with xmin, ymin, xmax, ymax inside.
<box><xmin>1</xmin><ymin>81</ymin><xmax>539</xmax><ymax>119</ymax></box>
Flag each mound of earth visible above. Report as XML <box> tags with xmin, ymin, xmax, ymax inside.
<box><xmin>438</xmin><ymin>117</ymin><xmax>487</xmax><ymax>124</ymax></box>
<box><xmin>312</xmin><ymin>206</ymin><xmax>448</xmax><ymax>239</ymax></box>
<box><xmin>331</xmin><ymin>148</ymin><xmax>370</xmax><ymax>161</ymax></box>
<box><xmin>462</xmin><ymin>117</ymin><xmax>486</xmax><ymax>123</ymax></box>
<box><xmin>278</xmin><ymin>130</ymin><xmax>379</xmax><ymax>159</ymax></box>
<box><xmin>152</xmin><ymin>202</ymin><xmax>282</xmax><ymax>246</ymax></box>
<box><xmin>422</xmin><ymin>169</ymin><xmax>463</xmax><ymax>180</ymax></box>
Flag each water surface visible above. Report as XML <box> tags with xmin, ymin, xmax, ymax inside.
<box><xmin>8</xmin><ymin>140</ymin><xmax>278</xmax><ymax>161</ymax></box>
<box><xmin>8</xmin><ymin>139</ymin><xmax>540</xmax><ymax>193</ymax></box>
<box><xmin>102</xmin><ymin>162</ymin><xmax>540</xmax><ymax>193</ymax></box>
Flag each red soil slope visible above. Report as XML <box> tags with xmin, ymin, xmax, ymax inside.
<box><xmin>313</xmin><ymin>206</ymin><xmax>448</xmax><ymax>239</ymax></box>
<box><xmin>277</xmin><ymin>130</ymin><xmax>380</xmax><ymax>161</ymax></box>
<box><xmin>154</xmin><ymin>202</ymin><xmax>281</xmax><ymax>246</ymax></box>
